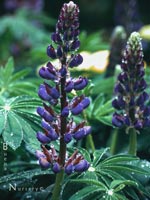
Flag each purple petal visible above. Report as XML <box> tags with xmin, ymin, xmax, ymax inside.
<box><xmin>36</xmin><ymin>132</ymin><xmax>51</xmax><ymax>144</ymax></box>
<box><xmin>38</xmin><ymin>84</ymin><xmax>51</xmax><ymax>101</ymax></box>
<box><xmin>112</xmin><ymin>113</ymin><xmax>124</xmax><ymax>127</ymax></box>
<box><xmin>81</xmin><ymin>97</ymin><xmax>90</xmax><ymax>109</ymax></box>
<box><xmin>65</xmin><ymin>163</ymin><xmax>74</xmax><ymax>175</ymax></box>
<box><xmin>39</xmin><ymin>157</ymin><xmax>50</xmax><ymax>169</ymax></box>
<box><xmin>52</xmin><ymin>162</ymin><xmax>61</xmax><ymax>173</ymax></box>
<box><xmin>74</xmin><ymin>160</ymin><xmax>90</xmax><ymax>172</ymax></box>
<box><xmin>47</xmin><ymin>45</ymin><xmax>56</xmax><ymax>59</ymax></box>
<box><xmin>61</xmin><ymin>106</ymin><xmax>69</xmax><ymax>117</ymax></box>
<box><xmin>74</xmin><ymin>77</ymin><xmax>88</xmax><ymax>90</ymax></box>
<box><xmin>64</xmin><ymin>133</ymin><xmax>72</xmax><ymax>143</ymax></box>
<box><xmin>71</xmin><ymin>104</ymin><xmax>83</xmax><ymax>115</ymax></box>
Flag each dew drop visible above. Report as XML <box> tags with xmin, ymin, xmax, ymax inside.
<box><xmin>141</xmin><ymin>164</ymin><xmax>145</xmax><ymax>168</ymax></box>
<box><xmin>10</xmin><ymin>133</ymin><xmax>14</xmax><ymax>136</ymax></box>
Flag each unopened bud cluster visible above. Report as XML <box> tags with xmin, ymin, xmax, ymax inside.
<box><xmin>36</xmin><ymin>1</ymin><xmax>91</xmax><ymax>174</ymax></box>
<box><xmin>112</xmin><ymin>32</ymin><xmax>150</xmax><ymax>130</ymax></box>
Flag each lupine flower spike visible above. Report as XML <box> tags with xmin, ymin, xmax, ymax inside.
<box><xmin>36</xmin><ymin>1</ymin><xmax>91</xmax><ymax>175</ymax></box>
<box><xmin>112</xmin><ymin>32</ymin><xmax>150</xmax><ymax>155</ymax></box>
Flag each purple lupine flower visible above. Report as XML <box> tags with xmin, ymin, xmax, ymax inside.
<box><xmin>73</xmin><ymin>126</ymin><xmax>91</xmax><ymax>140</ymax></box>
<box><xmin>47</xmin><ymin>45</ymin><xmax>57</xmax><ymax>59</ymax></box>
<box><xmin>36</xmin><ymin>1</ymin><xmax>91</xmax><ymax>175</ymax></box>
<box><xmin>64</xmin><ymin>133</ymin><xmax>72</xmax><ymax>144</ymax></box>
<box><xmin>39</xmin><ymin>62</ymin><xmax>57</xmax><ymax>80</ymax></box>
<box><xmin>52</xmin><ymin>162</ymin><xmax>61</xmax><ymax>173</ymax></box>
<box><xmin>65</xmin><ymin>80</ymin><xmax>74</xmax><ymax>92</ymax></box>
<box><xmin>36</xmin><ymin>132</ymin><xmax>51</xmax><ymax>144</ymax></box>
<box><xmin>74</xmin><ymin>77</ymin><xmax>88</xmax><ymax>90</ymax></box>
<box><xmin>37</xmin><ymin>107</ymin><xmax>54</xmax><ymax>122</ymax></box>
<box><xmin>74</xmin><ymin>160</ymin><xmax>90</xmax><ymax>172</ymax></box>
<box><xmin>39</xmin><ymin>157</ymin><xmax>51</xmax><ymax>169</ymax></box>
<box><xmin>61</xmin><ymin>106</ymin><xmax>69</xmax><ymax>117</ymax></box>
<box><xmin>65</xmin><ymin>163</ymin><xmax>74</xmax><ymax>175</ymax></box>
<box><xmin>69</xmin><ymin>54</ymin><xmax>83</xmax><ymax>67</ymax></box>
<box><xmin>112</xmin><ymin>32</ymin><xmax>150</xmax><ymax>130</ymax></box>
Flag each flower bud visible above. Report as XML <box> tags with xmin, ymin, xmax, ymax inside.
<box><xmin>65</xmin><ymin>80</ymin><xmax>74</xmax><ymax>92</ymax></box>
<box><xmin>69</xmin><ymin>54</ymin><xmax>83</xmax><ymax>67</ymax></box>
<box><xmin>73</xmin><ymin>126</ymin><xmax>91</xmax><ymax>140</ymax></box>
<box><xmin>74</xmin><ymin>160</ymin><xmax>90</xmax><ymax>172</ymax></box>
<box><xmin>47</xmin><ymin>45</ymin><xmax>56</xmax><ymax>59</ymax></box>
<box><xmin>64</xmin><ymin>133</ymin><xmax>72</xmax><ymax>143</ymax></box>
<box><xmin>70</xmin><ymin>40</ymin><xmax>80</xmax><ymax>51</ymax></box>
<box><xmin>74</xmin><ymin>77</ymin><xmax>88</xmax><ymax>90</ymax></box>
<box><xmin>39</xmin><ymin>157</ymin><xmax>50</xmax><ymax>169</ymax></box>
<box><xmin>65</xmin><ymin>163</ymin><xmax>74</xmax><ymax>175</ymax></box>
<box><xmin>36</xmin><ymin>132</ymin><xmax>51</xmax><ymax>144</ymax></box>
<box><xmin>81</xmin><ymin>97</ymin><xmax>90</xmax><ymax>109</ymax></box>
<box><xmin>71</xmin><ymin>104</ymin><xmax>83</xmax><ymax>115</ymax></box>
<box><xmin>61</xmin><ymin>106</ymin><xmax>69</xmax><ymax>117</ymax></box>
<box><xmin>37</xmin><ymin>107</ymin><xmax>54</xmax><ymax>122</ymax></box>
<box><xmin>38</xmin><ymin>84</ymin><xmax>51</xmax><ymax>101</ymax></box>
<box><xmin>52</xmin><ymin>162</ymin><xmax>61</xmax><ymax>173</ymax></box>
<box><xmin>51</xmin><ymin>33</ymin><xmax>62</xmax><ymax>43</ymax></box>
<box><xmin>112</xmin><ymin>113</ymin><xmax>124</xmax><ymax>127</ymax></box>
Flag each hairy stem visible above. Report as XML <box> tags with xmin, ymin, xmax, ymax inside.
<box><xmin>128</xmin><ymin>128</ymin><xmax>137</xmax><ymax>156</ymax></box>
<box><xmin>110</xmin><ymin>129</ymin><xmax>119</xmax><ymax>155</ymax></box>
<box><xmin>52</xmin><ymin>76</ymin><xmax>67</xmax><ymax>200</ymax></box>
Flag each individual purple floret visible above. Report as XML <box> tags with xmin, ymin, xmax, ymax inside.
<box><xmin>112</xmin><ymin>32</ymin><xmax>150</xmax><ymax>131</ymax></box>
<box><xmin>36</xmin><ymin>1</ymin><xmax>91</xmax><ymax>175</ymax></box>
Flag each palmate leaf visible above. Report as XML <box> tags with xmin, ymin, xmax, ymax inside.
<box><xmin>0</xmin><ymin>168</ymin><xmax>53</xmax><ymax>190</ymax></box>
<box><xmin>69</xmin><ymin>185</ymin><xmax>103</xmax><ymax>200</ymax></box>
<box><xmin>0</xmin><ymin>96</ymin><xmax>42</xmax><ymax>150</ymax></box>
<box><xmin>0</xmin><ymin>57</ymin><xmax>37</xmax><ymax>97</ymax></box>
<box><xmin>64</xmin><ymin>150</ymin><xmax>150</xmax><ymax>200</ymax></box>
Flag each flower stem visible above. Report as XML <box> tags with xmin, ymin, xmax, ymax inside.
<box><xmin>110</xmin><ymin>129</ymin><xmax>119</xmax><ymax>155</ymax></box>
<box><xmin>52</xmin><ymin>75</ymin><xmax>67</xmax><ymax>199</ymax></box>
<box><xmin>128</xmin><ymin>128</ymin><xmax>137</xmax><ymax>156</ymax></box>
<box><xmin>0</xmin><ymin>137</ymin><xmax>4</xmax><ymax>177</ymax></box>
<box><xmin>86</xmin><ymin>134</ymin><xmax>95</xmax><ymax>153</ymax></box>
<box><xmin>51</xmin><ymin>169</ymin><xmax>64</xmax><ymax>200</ymax></box>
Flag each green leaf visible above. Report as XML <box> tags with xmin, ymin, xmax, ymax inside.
<box><xmin>93</xmin><ymin>148</ymin><xmax>109</xmax><ymax>166</ymax></box>
<box><xmin>0</xmin><ymin>168</ymin><xmax>53</xmax><ymax>188</ymax></box>
<box><xmin>2</xmin><ymin>112</ymin><xmax>23</xmax><ymax>150</ymax></box>
<box><xmin>0</xmin><ymin>96</ymin><xmax>41</xmax><ymax>150</ymax></box>
<box><xmin>69</xmin><ymin>186</ymin><xmax>103</xmax><ymax>200</ymax></box>
<box><xmin>3</xmin><ymin>57</ymin><xmax>14</xmax><ymax>81</ymax></box>
<box><xmin>98</xmin><ymin>115</ymin><xmax>113</xmax><ymax>126</ymax></box>
<box><xmin>9</xmin><ymin>68</ymin><xmax>31</xmax><ymax>82</ymax></box>
<box><xmin>110</xmin><ymin>180</ymin><xmax>138</xmax><ymax>191</ymax></box>
<box><xmin>71</xmin><ymin>178</ymin><xmax>107</xmax><ymax>189</ymax></box>
<box><xmin>92</xmin><ymin>93</ymin><xmax>105</xmax><ymax>115</ymax></box>
<box><xmin>101</xmin><ymin>155</ymin><xmax>138</xmax><ymax>165</ymax></box>
<box><xmin>77</xmin><ymin>147</ymin><xmax>91</xmax><ymax>162</ymax></box>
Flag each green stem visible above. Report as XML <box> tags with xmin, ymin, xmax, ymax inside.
<box><xmin>110</xmin><ymin>129</ymin><xmax>119</xmax><ymax>155</ymax></box>
<box><xmin>51</xmin><ymin>75</ymin><xmax>67</xmax><ymax>200</ymax></box>
<box><xmin>0</xmin><ymin>137</ymin><xmax>4</xmax><ymax>177</ymax></box>
<box><xmin>86</xmin><ymin>134</ymin><xmax>95</xmax><ymax>153</ymax></box>
<box><xmin>83</xmin><ymin>112</ymin><xmax>95</xmax><ymax>153</ymax></box>
<box><xmin>51</xmin><ymin>170</ymin><xmax>64</xmax><ymax>200</ymax></box>
<box><xmin>128</xmin><ymin>128</ymin><xmax>137</xmax><ymax>156</ymax></box>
